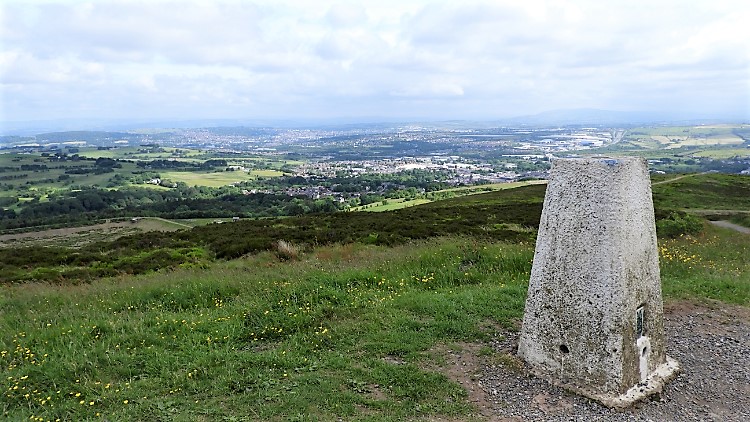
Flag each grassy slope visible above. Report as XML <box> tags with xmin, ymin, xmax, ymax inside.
<box><xmin>350</xmin><ymin>180</ymin><xmax>547</xmax><ymax>212</ymax></box>
<box><xmin>1</xmin><ymin>174</ymin><xmax>749</xmax><ymax>420</ymax></box>
<box><xmin>1</xmin><ymin>239</ymin><xmax>533</xmax><ymax>421</ymax></box>
<box><xmin>350</xmin><ymin>198</ymin><xmax>432</xmax><ymax>212</ymax></box>
<box><xmin>1</xmin><ymin>226</ymin><xmax>747</xmax><ymax>421</ymax></box>
<box><xmin>651</xmin><ymin>173</ymin><xmax>750</xmax><ymax>212</ymax></box>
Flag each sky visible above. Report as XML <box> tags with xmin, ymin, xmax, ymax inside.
<box><xmin>1</xmin><ymin>0</ymin><xmax>749</xmax><ymax>127</ymax></box>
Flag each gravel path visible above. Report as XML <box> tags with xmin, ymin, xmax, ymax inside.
<box><xmin>709</xmin><ymin>220</ymin><xmax>750</xmax><ymax>235</ymax></box>
<box><xmin>472</xmin><ymin>301</ymin><xmax>750</xmax><ymax>421</ymax></box>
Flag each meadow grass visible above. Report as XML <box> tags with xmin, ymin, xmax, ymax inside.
<box><xmin>350</xmin><ymin>198</ymin><xmax>432</xmax><ymax>212</ymax></box>
<box><xmin>2</xmin><ymin>223</ymin><xmax>748</xmax><ymax>421</ymax></box>
<box><xmin>159</xmin><ymin>171</ymin><xmax>256</xmax><ymax>187</ymax></box>
<box><xmin>435</xmin><ymin>180</ymin><xmax>548</xmax><ymax>194</ymax></box>
<box><xmin>691</xmin><ymin>148</ymin><xmax>750</xmax><ymax>159</ymax></box>
<box><xmin>651</xmin><ymin>173</ymin><xmax>750</xmax><ymax>211</ymax></box>
<box><xmin>1</xmin><ymin>238</ymin><xmax>531</xmax><ymax>421</ymax></box>
<box><xmin>660</xmin><ymin>224</ymin><xmax>750</xmax><ymax>305</ymax></box>
<box><xmin>159</xmin><ymin>170</ymin><xmax>283</xmax><ymax>188</ymax></box>
<box><xmin>350</xmin><ymin>181</ymin><xmax>547</xmax><ymax>212</ymax></box>
<box><xmin>248</xmin><ymin>169</ymin><xmax>285</xmax><ymax>178</ymax></box>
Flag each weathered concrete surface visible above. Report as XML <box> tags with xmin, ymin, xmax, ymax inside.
<box><xmin>517</xmin><ymin>157</ymin><xmax>679</xmax><ymax>407</ymax></box>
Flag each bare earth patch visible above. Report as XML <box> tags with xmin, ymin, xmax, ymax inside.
<box><xmin>0</xmin><ymin>218</ymin><xmax>184</xmax><ymax>248</ymax></box>
<box><xmin>432</xmin><ymin>300</ymin><xmax>749</xmax><ymax>421</ymax></box>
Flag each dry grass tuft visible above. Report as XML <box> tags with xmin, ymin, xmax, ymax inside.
<box><xmin>274</xmin><ymin>240</ymin><xmax>301</xmax><ymax>261</ymax></box>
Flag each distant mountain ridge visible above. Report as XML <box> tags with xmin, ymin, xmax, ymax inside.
<box><xmin>1</xmin><ymin>109</ymin><xmax>745</xmax><ymax>137</ymax></box>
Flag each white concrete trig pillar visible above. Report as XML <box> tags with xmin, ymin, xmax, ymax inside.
<box><xmin>517</xmin><ymin>156</ymin><xmax>679</xmax><ymax>408</ymax></box>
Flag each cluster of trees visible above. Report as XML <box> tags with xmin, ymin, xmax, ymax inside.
<box><xmin>0</xmin><ymin>185</ymin><xmax>347</xmax><ymax>230</ymax></box>
<box><xmin>136</xmin><ymin>159</ymin><xmax>228</xmax><ymax>169</ymax></box>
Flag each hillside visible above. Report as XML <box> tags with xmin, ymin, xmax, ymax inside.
<box><xmin>1</xmin><ymin>174</ymin><xmax>749</xmax><ymax>420</ymax></box>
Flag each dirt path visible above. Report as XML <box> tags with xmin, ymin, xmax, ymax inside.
<box><xmin>439</xmin><ymin>300</ymin><xmax>750</xmax><ymax>421</ymax></box>
<box><xmin>148</xmin><ymin>216</ymin><xmax>194</xmax><ymax>229</ymax></box>
<box><xmin>652</xmin><ymin>172</ymin><xmax>708</xmax><ymax>186</ymax></box>
<box><xmin>709</xmin><ymin>220</ymin><xmax>750</xmax><ymax>234</ymax></box>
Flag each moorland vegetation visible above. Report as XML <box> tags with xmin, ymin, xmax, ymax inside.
<box><xmin>0</xmin><ymin>171</ymin><xmax>749</xmax><ymax>420</ymax></box>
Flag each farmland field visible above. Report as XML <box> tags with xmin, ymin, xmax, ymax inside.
<box><xmin>159</xmin><ymin>171</ymin><xmax>254</xmax><ymax>187</ymax></box>
<box><xmin>691</xmin><ymin>148</ymin><xmax>750</xmax><ymax>159</ymax></box>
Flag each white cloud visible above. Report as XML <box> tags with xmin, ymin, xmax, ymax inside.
<box><xmin>1</xmin><ymin>0</ymin><xmax>748</xmax><ymax>123</ymax></box>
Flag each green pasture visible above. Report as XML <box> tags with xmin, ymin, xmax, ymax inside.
<box><xmin>619</xmin><ymin>124</ymin><xmax>748</xmax><ymax>151</ymax></box>
<box><xmin>690</xmin><ymin>148</ymin><xmax>750</xmax><ymax>159</ymax></box>
<box><xmin>159</xmin><ymin>171</ymin><xmax>252</xmax><ymax>187</ymax></box>
<box><xmin>665</xmin><ymin>135</ymin><xmax>744</xmax><ymax>149</ymax></box>
<box><xmin>651</xmin><ymin>173</ymin><xmax>750</xmax><ymax>211</ymax></box>
<box><xmin>439</xmin><ymin>180</ymin><xmax>547</xmax><ymax>193</ymax></box>
<box><xmin>351</xmin><ymin>181</ymin><xmax>549</xmax><ymax>213</ymax></box>
<box><xmin>159</xmin><ymin>169</ymin><xmax>284</xmax><ymax>187</ymax></box>
<box><xmin>627</xmin><ymin>125</ymin><xmax>741</xmax><ymax>137</ymax></box>
<box><xmin>250</xmin><ymin>169</ymin><xmax>286</xmax><ymax>177</ymax></box>
<box><xmin>352</xmin><ymin>198</ymin><xmax>432</xmax><ymax>212</ymax></box>
<box><xmin>0</xmin><ymin>154</ymin><xmax>141</xmax><ymax>195</ymax></box>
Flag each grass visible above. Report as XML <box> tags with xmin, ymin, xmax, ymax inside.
<box><xmin>652</xmin><ymin>173</ymin><xmax>750</xmax><ymax>211</ymax></box>
<box><xmin>691</xmin><ymin>148</ymin><xmax>750</xmax><ymax>159</ymax></box>
<box><xmin>660</xmin><ymin>224</ymin><xmax>750</xmax><ymax>304</ymax></box>
<box><xmin>0</xmin><ymin>153</ymin><xmax>141</xmax><ymax>195</ymax></box>
<box><xmin>351</xmin><ymin>198</ymin><xmax>432</xmax><ymax>212</ymax></box>
<box><xmin>729</xmin><ymin>214</ymin><xmax>750</xmax><ymax>228</ymax></box>
<box><xmin>249</xmin><ymin>169</ymin><xmax>285</xmax><ymax>177</ymax></box>
<box><xmin>1</xmin><ymin>222</ymin><xmax>748</xmax><ymax>421</ymax></box>
<box><xmin>0</xmin><ymin>238</ymin><xmax>532</xmax><ymax>421</ymax></box>
<box><xmin>1</xmin><ymin>172</ymin><xmax>749</xmax><ymax>420</ymax></box>
<box><xmin>436</xmin><ymin>180</ymin><xmax>547</xmax><ymax>194</ymax></box>
<box><xmin>614</xmin><ymin>124</ymin><xmax>749</xmax><ymax>152</ymax></box>
<box><xmin>159</xmin><ymin>171</ymin><xmax>255</xmax><ymax>187</ymax></box>
<box><xmin>159</xmin><ymin>170</ymin><xmax>283</xmax><ymax>188</ymax></box>
<box><xmin>350</xmin><ymin>180</ymin><xmax>547</xmax><ymax>212</ymax></box>
<box><xmin>0</xmin><ymin>218</ymin><xmax>177</xmax><ymax>249</ymax></box>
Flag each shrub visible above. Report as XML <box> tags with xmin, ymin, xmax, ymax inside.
<box><xmin>656</xmin><ymin>211</ymin><xmax>704</xmax><ymax>238</ymax></box>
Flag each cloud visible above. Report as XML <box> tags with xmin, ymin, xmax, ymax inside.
<box><xmin>325</xmin><ymin>3</ymin><xmax>368</xmax><ymax>28</ymax></box>
<box><xmin>1</xmin><ymin>0</ymin><xmax>748</xmax><ymax>123</ymax></box>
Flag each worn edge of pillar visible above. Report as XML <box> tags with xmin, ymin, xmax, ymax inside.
<box><xmin>528</xmin><ymin>356</ymin><xmax>681</xmax><ymax>409</ymax></box>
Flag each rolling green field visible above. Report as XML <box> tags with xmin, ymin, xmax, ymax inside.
<box><xmin>690</xmin><ymin>148</ymin><xmax>750</xmax><ymax>159</ymax></box>
<box><xmin>0</xmin><ymin>153</ymin><xmax>141</xmax><ymax>195</ymax></box>
<box><xmin>651</xmin><ymin>173</ymin><xmax>750</xmax><ymax>212</ymax></box>
<box><xmin>159</xmin><ymin>171</ymin><xmax>255</xmax><ymax>187</ymax></box>
<box><xmin>350</xmin><ymin>180</ymin><xmax>548</xmax><ymax>212</ymax></box>
<box><xmin>0</xmin><ymin>149</ymin><xmax>293</xmax><ymax>198</ymax></box>
<box><xmin>351</xmin><ymin>197</ymin><xmax>432</xmax><ymax>212</ymax></box>
<box><xmin>604</xmin><ymin>125</ymin><xmax>750</xmax><ymax>164</ymax></box>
